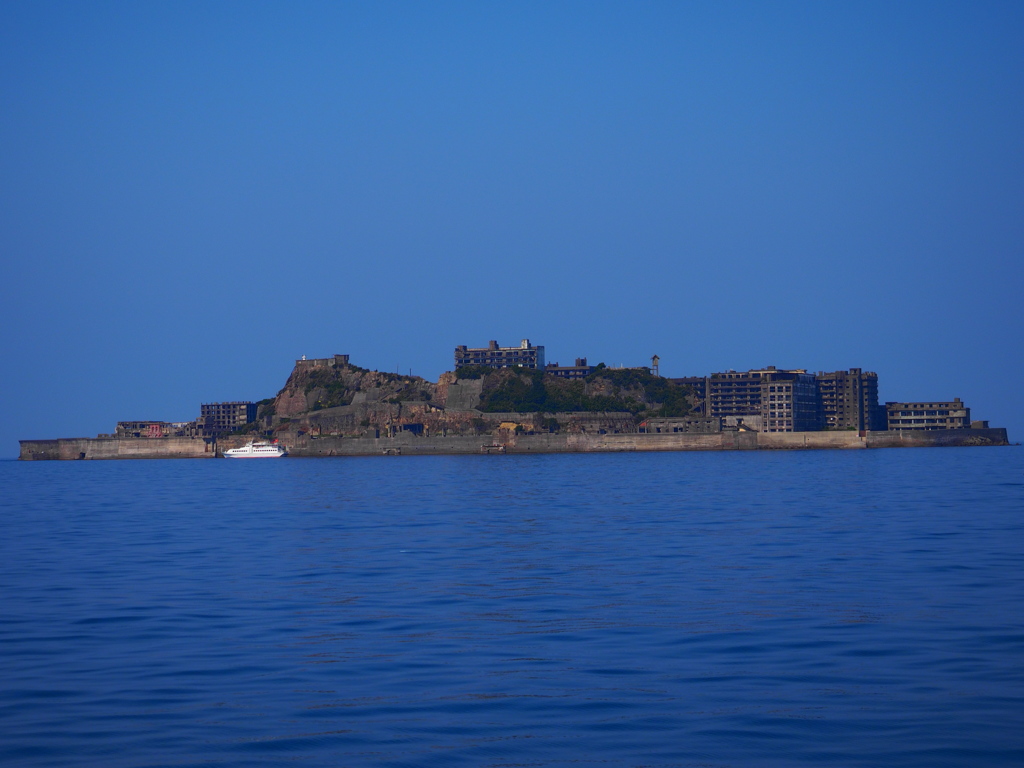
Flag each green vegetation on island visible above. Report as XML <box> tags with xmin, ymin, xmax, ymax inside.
<box><xmin>473</xmin><ymin>367</ymin><xmax>697</xmax><ymax>417</ymax></box>
<box><xmin>299</xmin><ymin>365</ymin><xmax>431</xmax><ymax>410</ymax></box>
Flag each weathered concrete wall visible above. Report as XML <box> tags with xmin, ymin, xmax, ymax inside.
<box><xmin>20</xmin><ymin>428</ymin><xmax>1009</xmax><ymax>460</ymax></box>
<box><xmin>757</xmin><ymin>431</ymin><xmax>867</xmax><ymax>449</ymax></box>
<box><xmin>286</xmin><ymin>430</ymin><xmax>805</xmax><ymax>456</ymax></box>
<box><xmin>19</xmin><ymin>437</ymin><xmax>216</xmax><ymax>460</ymax></box>
<box><xmin>865</xmin><ymin>427</ymin><xmax>1009</xmax><ymax>448</ymax></box>
<box><xmin>439</xmin><ymin>378</ymin><xmax>484</xmax><ymax>411</ymax></box>
<box><xmin>284</xmin><ymin>428</ymin><xmax>1008</xmax><ymax>457</ymax></box>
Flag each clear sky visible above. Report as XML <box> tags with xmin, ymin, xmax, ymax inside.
<box><xmin>2</xmin><ymin>1</ymin><xmax>1022</xmax><ymax>456</ymax></box>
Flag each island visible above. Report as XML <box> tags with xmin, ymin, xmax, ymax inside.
<box><xmin>19</xmin><ymin>340</ymin><xmax>1010</xmax><ymax>459</ymax></box>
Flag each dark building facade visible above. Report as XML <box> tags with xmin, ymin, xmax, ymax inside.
<box><xmin>295</xmin><ymin>354</ymin><xmax>349</xmax><ymax>369</ymax></box>
<box><xmin>816</xmin><ymin>368</ymin><xmax>886</xmax><ymax>431</ymax></box>
<box><xmin>199</xmin><ymin>401</ymin><xmax>257</xmax><ymax>436</ymax></box>
<box><xmin>762</xmin><ymin>370</ymin><xmax>821</xmax><ymax>432</ymax></box>
<box><xmin>706</xmin><ymin>370</ymin><xmax>764</xmax><ymax>425</ymax></box>
<box><xmin>886</xmin><ymin>399</ymin><xmax>971</xmax><ymax>430</ymax></box>
<box><xmin>704</xmin><ymin>367</ymin><xmax>821</xmax><ymax>432</ymax></box>
<box><xmin>545</xmin><ymin>358</ymin><xmax>594</xmax><ymax>379</ymax></box>
<box><xmin>639</xmin><ymin>416</ymin><xmax>722</xmax><ymax>434</ymax></box>
<box><xmin>116</xmin><ymin>420</ymin><xmax>172</xmax><ymax>438</ymax></box>
<box><xmin>454</xmin><ymin>339</ymin><xmax>546</xmax><ymax>370</ymax></box>
<box><xmin>116</xmin><ymin>421</ymin><xmax>199</xmax><ymax>438</ymax></box>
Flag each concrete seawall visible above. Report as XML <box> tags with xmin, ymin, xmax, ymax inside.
<box><xmin>19</xmin><ymin>437</ymin><xmax>216</xmax><ymax>460</ymax></box>
<box><xmin>256</xmin><ymin>427</ymin><xmax>1012</xmax><ymax>457</ymax></box>
<box><xmin>283</xmin><ymin>428</ymin><xmax>1009</xmax><ymax>457</ymax></box>
<box><xmin>19</xmin><ymin>428</ymin><xmax>1010</xmax><ymax>460</ymax></box>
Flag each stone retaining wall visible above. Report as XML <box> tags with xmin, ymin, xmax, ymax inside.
<box><xmin>20</xmin><ymin>428</ymin><xmax>1009</xmax><ymax>460</ymax></box>
<box><xmin>283</xmin><ymin>428</ymin><xmax>1008</xmax><ymax>457</ymax></box>
<box><xmin>19</xmin><ymin>437</ymin><xmax>216</xmax><ymax>460</ymax></box>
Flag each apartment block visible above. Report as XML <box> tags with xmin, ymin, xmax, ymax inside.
<box><xmin>454</xmin><ymin>339</ymin><xmax>545</xmax><ymax>370</ymax></box>
<box><xmin>199</xmin><ymin>401</ymin><xmax>257</xmax><ymax>436</ymax></box>
<box><xmin>705</xmin><ymin>367</ymin><xmax>821</xmax><ymax>432</ymax></box>
<box><xmin>817</xmin><ymin>368</ymin><xmax>886</xmax><ymax>431</ymax></box>
<box><xmin>545</xmin><ymin>358</ymin><xmax>594</xmax><ymax>378</ymax></box>
<box><xmin>886</xmin><ymin>399</ymin><xmax>971</xmax><ymax>430</ymax></box>
<box><xmin>706</xmin><ymin>370</ymin><xmax>764</xmax><ymax>424</ymax></box>
<box><xmin>762</xmin><ymin>370</ymin><xmax>822</xmax><ymax>432</ymax></box>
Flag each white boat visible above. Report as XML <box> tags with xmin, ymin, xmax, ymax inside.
<box><xmin>223</xmin><ymin>441</ymin><xmax>288</xmax><ymax>458</ymax></box>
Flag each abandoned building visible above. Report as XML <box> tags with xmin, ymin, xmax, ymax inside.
<box><xmin>454</xmin><ymin>339</ymin><xmax>546</xmax><ymax>370</ymax></box>
<box><xmin>544</xmin><ymin>358</ymin><xmax>595</xmax><ymax>378</ymax></box>
<box><xmin>816</xmin><ymin>368</ymin><xmax>887</xmax><ymax>431</ymax></box>
<box><xmin>199</xmin><ymin>401</ymin><xmax>257</xmax><ymax>436</ymax></box>
<box><xmin>886</xmin><ymin>399</ymin><xmax>972</xmax><ymax>430</ymax></box>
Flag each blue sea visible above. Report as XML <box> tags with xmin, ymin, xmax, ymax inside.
<box><xmin>2</xmin><ymin>448</ymin><xmax>1023</xmax><ymax>767</ymax></box>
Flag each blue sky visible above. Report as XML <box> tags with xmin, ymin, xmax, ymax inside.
<box><xmin>2</xmin><ymin>1</ymin><xmax>1022</xmax><ymax>455</ymax></box>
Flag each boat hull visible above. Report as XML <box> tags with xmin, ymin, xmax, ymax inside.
<box><xmin>223</xmin><ymin>442</ymin><xmax>287</xmax><ymax>458</ymax></box>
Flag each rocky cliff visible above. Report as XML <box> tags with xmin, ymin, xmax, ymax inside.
<box><xmin>272</xmin><ymin>360</ymin><xmax>438</xmax><ymax>418</ymax></box>
<box><xmin>256</xmin><ymin>359</ymin><xmax>700</xmax><ymax>441</ymax></box>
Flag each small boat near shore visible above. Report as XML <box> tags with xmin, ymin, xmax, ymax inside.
<box><xmin>223</xmin><ymin>441</ymin><xmax>287</xmax><ymax>458</ymax></box>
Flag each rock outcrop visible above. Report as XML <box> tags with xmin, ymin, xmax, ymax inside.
<box><xmin>258</xmin><ymin>359</ymin><xmax>701</xmax><ymax>442</ymax></box>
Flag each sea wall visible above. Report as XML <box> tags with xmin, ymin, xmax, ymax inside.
<box><xmin>282</xmin><ymin>431</ymin><xmax>839</xmax><ymax>457</ymax></box>
<box><xmin>19</xmin><ymin>437</ymin><xmax>216</xmax><ymax>460</ymax></box>
<box><xmin>865</xmin><ymin>428</ymin><xmax>1009</xmax><ymax>448</ymax></box>
<box><xmin>282</xmin><ymin>427</ymin><xmax>1009</xmax><ymax>457</ymax></box>
<box><xmin>20</xmin><ymin>428</ymin><xmax>1009</xmax><ymax>460</ymax></box>
<box><xmin>279</xmin><ymin>431</ymin><xmax>753</xmax><ymax>457</ymax></box>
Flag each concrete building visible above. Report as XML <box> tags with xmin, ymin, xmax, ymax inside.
<box><xmin>762</xmin><ymin>370</ymin><xmax>821</xmax><ymax>433</ymax></box>
<box><xmin>117</xmin><ymin>421</ymin><xmax>173</xmax><ymax>438</ymax></box>
<box><xmin>706</xmin><ymin>370</ymin><xmax>763</xmax><ymax>423</ymax></box>
<box><xmin>454</xmin><ymin>339</ymin><xmax>545</xmax><ymax>370</ymax></box>
<box><xmin>545</xmin><ymin>358</ymin><xmax>594</xmax><ymax>379</ymax></box>
<box><xmin>295</xmin><ymin>354</ymin><xmax>349</xmax><ymax>370</ymax></box>
<box><xmin>199</xmin><ymin>402</ymin><xmax>257</xmax><ymax>436</ymax></box>
<box><xmin>886</xmin><ymin>399</ymin><xmax>971</xmax><ymax>430</ymax></box>
<box><xmin>705</xmin><ymin>367</ymin><xmax>821</xmax><ymax>432</ymax></box>
<box><xmin>817</xmin><ymin>368</ymin><xmax>885</xmax><ymax>431</ymax></box>
<box><xmin>116</xmin><ymin>421</ymin><xmax>200</xmax><ymax>438</ymax></box>
<box><xmin>639</xmin><ymin>417</ymin><xmax>722</xmax><ymax>434</ymax></box>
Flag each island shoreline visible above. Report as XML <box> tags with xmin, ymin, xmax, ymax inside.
<box><xmin>19</xmin><ymin>427</ymin><xmax>1010</xmax><ymax>460</ymax></box>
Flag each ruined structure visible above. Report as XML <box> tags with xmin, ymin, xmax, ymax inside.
<box><xmin>817</xmin><ymin>369</ymin><xmax>886</xmax><ymax>431</ymax></box>
<box><xmin>544</xmin><ymin>358</ymin><xmax>595</xmax><ymax>378</ymax></box>
<box><xmin>199</xmin><ymin>402</ymin><xmax>257</xmax><ymax>436</ymax></box>
<box><xmin>454</xmin><ymin>339</ymin><xmax>545</xmax><ymax>370</ymax></box>
<box><xmin>886</xmin><ymin>399</ymin><xmax>972</xmax><ymax>430</ymax></box>
<box><xmin>703</xmin><ymin>367</ymin><xmax>821</xmax><ymax>432</ymax></box>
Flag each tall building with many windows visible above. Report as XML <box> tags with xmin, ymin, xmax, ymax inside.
<box><xmin>705</xmin><ymin>367</ymin><xmax>822</xmax><ymax>432</ymax></box>
<box><xmin>678</xmin><ymin>364</ymin><xmax>979</xmax><ymax>433</ymax></box>
<box><xmin>199</xmin><ymin>401</ymin><xmax>257</xmax><ymax>436</ymax></box>
<box><xmin>706</xmin><ymin>369</ymin><xmax>764</xmax><ymax>427</ymax></box>
<box><xmin>760</xmin><ymin>370</ymin><xmax>822</xmax><ymax>432</ymax></box>
<box><xmin>816</xmin><ymin>368</ymin><xmax>885</xmax><ymax>431</ymax></box>
<box><xmin>454</xmin><ymin>339</ymin><xmax>545</xmax><ymax>370</ymax></box>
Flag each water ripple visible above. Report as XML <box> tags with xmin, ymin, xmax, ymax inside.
<box><xmin>1</xmin><ymin>448</ymin><xmax>1023</xmax><ymax>766</ymax></box>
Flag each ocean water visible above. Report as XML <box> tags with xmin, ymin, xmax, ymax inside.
<box><xmin>2</xmin><ymin>447</ymin><xmax>1023</xmax><ymax>767</ymax></box>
